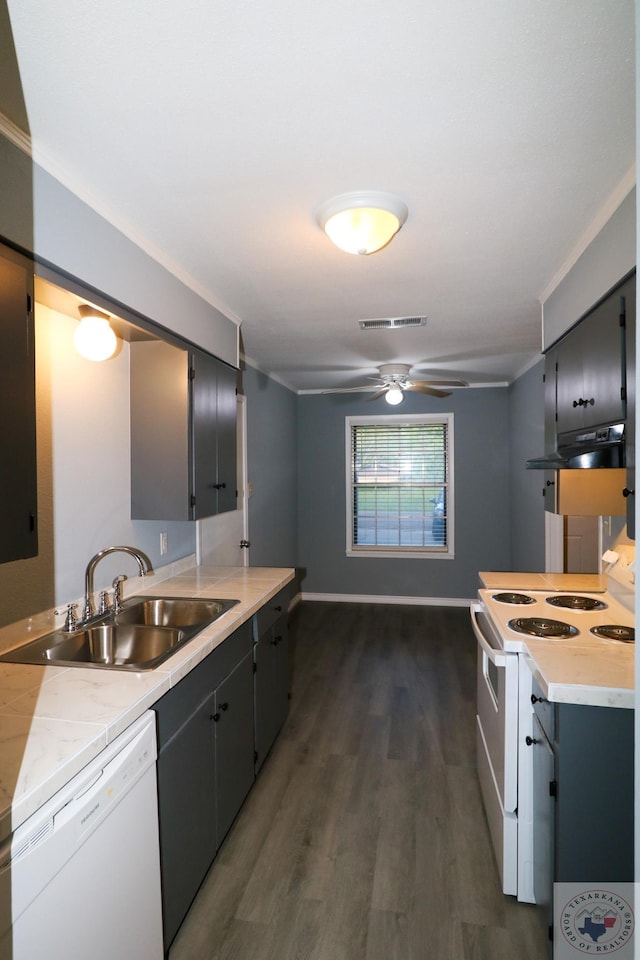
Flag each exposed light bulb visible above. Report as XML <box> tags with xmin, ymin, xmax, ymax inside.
<box><xmin>74</xmin><ymin>315</ymin><xmax>118</xmax><ymax>362</ymax></box>
<box><xmin>385</xmin><ymin>385</ymin><xmax>404</xmax><ymax>405</ymax></box>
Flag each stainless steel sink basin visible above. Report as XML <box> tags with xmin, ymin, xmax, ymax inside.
<box><xmin>115</xmin><ymin>597</ymin><xmax>233</xmax><ymax>629</ymax></box>
<box><xmin>0</xmin><ymin>597</ymin><xmax>239</xmax><ymax>670</ymax></box>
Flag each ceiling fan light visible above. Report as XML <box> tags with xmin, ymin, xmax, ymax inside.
<box><xmin>385</xmin><ymin>385</ymin><xmax>404</xmax><ymax>405</ymax></box>
<box><xmin>317</xmin><ymin>191</ymin><xmax>408</xmax><ymax>255</ymax></box>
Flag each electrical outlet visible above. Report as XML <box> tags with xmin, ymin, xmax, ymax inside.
<box><xmin>160</xmin><ymin>531</ymin><xmax>168</xmax><ymax>556</ymax></box>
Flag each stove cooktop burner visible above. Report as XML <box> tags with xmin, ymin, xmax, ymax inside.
<box><xmin>545</xmin><ymin>595</ymin><xmax>606</xmax><ymax>611</ymax></box>
<box><xmin>508</xmin><ymin>617</ymin><xmax>579</xmax><ymax>639</ymax></box>
<box><xmin>590</xmin><ymin>624</ymin><xmax>635</xmax><ymax>643</ymax></box>
<box><xmin>492</xmin><ymin>592</ymin><xmax>535</xmax><ymax>605</ymax></box>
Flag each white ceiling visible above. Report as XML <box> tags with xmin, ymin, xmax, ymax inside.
<box><xmin>4</xmin><ymin>0</ymin><xmax>636</xmax><ymax>393</ymax></box>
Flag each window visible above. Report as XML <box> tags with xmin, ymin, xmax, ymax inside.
<box><xmin>346</xmin><ymin>413</ymin><xmax>454</xmax><ymax>558</ymax></box>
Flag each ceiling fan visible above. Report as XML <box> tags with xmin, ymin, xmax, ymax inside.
<box><xmin>327</xmin><ymin>364</ymin><xmax>468</xmax><ymax>404</ymax></box>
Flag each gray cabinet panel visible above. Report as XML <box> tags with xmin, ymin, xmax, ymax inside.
<box><xmin>555</xmin><ymin>278</ymin><xmax>628</xmax><ymax>436</ymax></box>
<box><xmin>153</xmin><ymin>618</ymin><xmax>254</xmax><ymax>950</ymax></box>
<box><xmin>192</xmin><ymin>351</ymin><xmax>237</xmax><ymax>517</ymax></box>
<box><xmin>213</xmin><ymin>651</ymin><xmax>255</xmax><ymax>846</ymax></box>
<box><xmin>0</xmin><ymin>244</ymin><xmax>37</xmax><ymax>563</ymax></box>
<box><xmin>623</xmin><ymin>277</ymin><xmax>635</xmax><ymax>536</ymax></box>
<box><xmin>532</xmin><ymin>691</ymin><xmax>634</xmax><ymax>939</ymax></box>
<box><xmin>156</xmin><ymin>692</ymin><xmax>216</xmax><ymax>948</ymax></box>
<box><xmin>131</xmin><ymin>340</ymin><xmax>237</xmax><ymax>520</ymax></box>
<box><xmin>254</xmin><ymin>607</ymin><xmax>290</xmax><ymax>772</ymax></box>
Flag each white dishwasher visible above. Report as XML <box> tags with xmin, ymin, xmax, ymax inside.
<box><xmin>0</xmin><ymin>711</ymin><xmax>163</xmax><ymax>960</ymax></box>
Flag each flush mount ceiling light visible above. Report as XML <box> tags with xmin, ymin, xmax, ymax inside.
<box><xmin>316</xmin><ymin>191</ymin><xmax>408</xmax><ymax>255</ymax></box>
<box><xmin>74</xmin><ymin>304</ymin><xmax>118</xmax><ymax>361</ymax></box>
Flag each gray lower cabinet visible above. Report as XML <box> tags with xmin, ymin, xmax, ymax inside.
<box><xmin>254</xmin><ymin>587</ymin><xmax>291</xmax><ymax>772</ymax></box>
<box><xmin>531</xmin><ymin>681</ymin><xmax>634</xmax><ymax>940</ymax></box>
<box><xmin>153</xmin><ymin>619</ymin><xmax>254</xmax><ymax>951</ymax></box>
<box><xmin>213</xmin><ymin>650</ymin><xmax>255</xmax><ymax>844</ymax></box>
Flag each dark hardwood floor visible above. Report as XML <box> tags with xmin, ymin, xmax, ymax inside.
<box><xmin>169</xmin><ymin>601</ymin><xmax>548</xmax><ymax>960</ymax></box>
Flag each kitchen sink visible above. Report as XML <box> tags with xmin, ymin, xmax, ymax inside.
<box><xmin>0</xmin><ymin>597</ymin><xmax>239</xmax><ymax>670</ymax></box>
<box><xmin>115</xmin><ymin>596</ymin><xmax>232</xmax><ymax>629</ymax></box>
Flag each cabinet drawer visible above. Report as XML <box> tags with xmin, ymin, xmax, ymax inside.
<box><xmin>155</xmin><ymin>618</ymin><xmax>253</xmax><ymax>744</ymax></box>
<box><xmin>254</xmin><ymin>585</ymin><xmax>291</xmax><ymax>638</ymax></box>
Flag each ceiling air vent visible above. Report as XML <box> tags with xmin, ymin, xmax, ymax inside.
<box><xmin>359</xmin><ymin>316</ymin><xmax>427</xmax><ymax>331</ymax></box>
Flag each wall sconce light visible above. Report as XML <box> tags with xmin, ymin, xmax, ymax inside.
<box><xmin>316</xmin><ymin>191</ymin><xmax>408</xmax><ymax>255</ymax></box>
<box><xmin>74</xmin><ymin>304</ymin><xmax>118</xmax><ymax>361</ymax></box>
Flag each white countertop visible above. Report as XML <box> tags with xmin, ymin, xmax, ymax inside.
<box><xmin>478</xmin><ymin>573</ymin><xmax>635</xmax><ymax>710</ymax></box>
<box><xmin>0</xmin><ymin>562</ymin><xmax>295</xmax><ymax>842</ymax></box>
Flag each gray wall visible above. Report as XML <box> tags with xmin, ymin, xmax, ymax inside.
<box><xmin>508</xmin><ymin>359</ymin><xmax>546</xmax><ymax>572</ymax></box>
<box><xmin>296</xmin><ymin>387</ymin><xmax>512</xmax><ymax>600</ymax></box>
<box><xmin>243</xmin><ymin>365</ymin><xmax>298</xmax><ymax>567</ymax></box>
<box><xmin>0</xmin><ymin>133</ymin><xmax>238</xmax><ymax>365</ymax></box>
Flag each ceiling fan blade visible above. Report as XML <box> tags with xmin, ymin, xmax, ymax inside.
<box><xmin>406</xmin><ymin>383</ymin><xmax>450</xmax><ymax>398</ymax></box>
<box><xmin>414</xmin><ymin>378</ymin><xmax>468</xmax><ymax>387</ymax></box>
<box><xmin>320</xmin><ymin>385</ymin><xmax>372</xmax><ymax>394</ymax></box>
<box><xmin>368</xmin><ymin>386</ymin><xmax>390</xmax><ymax>401</ymax></box>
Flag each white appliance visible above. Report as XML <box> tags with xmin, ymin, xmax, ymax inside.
<box><xmin>0</xmin><ymin>711</ymin><xmax>163</xmax><ymax>960</ymax></box>
<box><xmin>471</xmin><ymin>579</ymin><xmax>634</xmax><ymax>903</ymax></box>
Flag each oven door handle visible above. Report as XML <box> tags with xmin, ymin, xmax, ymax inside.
<box><xmin>470</xmin><ymin>603</ymin><xmax>506</xmax><ymax>666</ymax></box>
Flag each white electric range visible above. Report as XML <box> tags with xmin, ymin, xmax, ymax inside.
<box><xmin>470</xmin><ymin>573</ymin><xmax>634</xmax><ymax>903</ymax></box>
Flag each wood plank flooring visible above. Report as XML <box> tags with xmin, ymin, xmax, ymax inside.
<box><xmin>168</xmin><ymin>601</ymin><xmax>549</xmax><ymax>960</ymax></box>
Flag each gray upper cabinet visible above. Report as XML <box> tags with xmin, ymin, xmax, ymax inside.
<box><xmin>554</xmin><ymin>275</ymin><xmax>631</xmax><ymax>437</ymax></box>
<box><xmin>130</xmin><ymin>339</ymin><xmax>237</xmax><ymax>520</ymax></box>
<box><xmin>191</xmin><ymin>350</ymin><xmax>237</xmax><ymax>517</ymax></box>
<box><xmin>0</xmin><ymin>242</ymin><xmax>37</xmax><ymax>563</ymax></box>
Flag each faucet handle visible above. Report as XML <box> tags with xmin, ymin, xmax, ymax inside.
<box><xmin>97</xmin><ymin>590</ymin><xmax>111</xmax><ymax>615</ymax></box>
<box><xmin>55</xmin><ymin>603</ymin><xmax>79</xmax><ymax>633</ymax></box>
<box><xmin>112</xmin><ymin>574</ymin><xmax>127</xmax><ymax>614</ymax></box>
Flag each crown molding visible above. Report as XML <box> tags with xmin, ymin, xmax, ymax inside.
<box><xmin>0</xmin><ymin>111</ymin><xmax>31</xmax><ymax>156</ymax></box>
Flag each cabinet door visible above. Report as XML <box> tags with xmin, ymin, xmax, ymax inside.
<box><xmin>254</xmin><ymin>630</ymin><xmax>279</xmax><ymax>773</ymax></box>
<box><xmin>191</xmin><ymin>351</ymin><xmax>219</xmax><ymax>519</ymax></box>
<box><xmin>156</xmin><ymin>692</ymin><xmax>216</xmax><ymax>948</ymax></box>
<box><xmin>272</xmin><ymin>613</ymin><xmax>290</xmax><ymax>738</ymax></box>
<box><xmin>556</xmin><ymin>283</ymin><xmax>626</xmax><ymax>435</ymax></box>
<box><xmin>531</xmin><ymin>714</ymin><xmax>554</xmax><ymax>921</ymax></box>
<box><xmin>191</xmin><ymin>351</ymin><xmax>237</xmax><ymax>518</ymax></box>
<box><xmin>254</xmin><ymin>611</ymin><xmax>290</xmax><ymax>772</ymax></box>
<box><xmin>215</xmin><ymin>359</ymin><xmax>238</xmax><ymax>514</ymax></box>
<box><xmin>213</xmin><ymin>650</ymin><xmax>255</xmax><ymax>847</ymax></box>
<box><xmin>0</xmin><ymin>244</ymin><xmax>37</xmax><ymax>562</ymax></box>
<box><xmin>579</xmin><ymin>288</ymin><xmax>626</xmax><ymax>428</ymax></box>
<box><xmin>622</xmin><ymin>276</ymin><xmax>635</xmax><ymax>537</ymax></box>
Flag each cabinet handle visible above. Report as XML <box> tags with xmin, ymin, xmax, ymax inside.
<box><xmin>622</xmin><ymin>487</ymin><xmax>635</xmax><ymax>498</ymax></box>
<box><xmin>572</xmin><ymin>399</ymin><xmax>580</xmax><ymax>408</ymax></box>
<box><xmin>525</xmin><ymin>735</ymin><xmax>539</xmax><ymax>746</ymax></box>
<box><xmin>213</xmin><ymin>482</ymin><xmax>227</xmax><ymax>490</ymax></box>
<box><xmin>545</xmin><ymin>480</ymin><xmax>554</xmax><ymax>487</ymax></box>
<box><xmin>531</xmin><ymin>693</ymin><xmax>548</xmax><ymax>705</ymax></box>
<box><xmin>220</xmin><ymin>702</ymin><xmax>229</xmax><ymax>712</ymax></box>
<box><xmin>271</xmin><ymin>635</ymin><xmax>281</xmax><ymax>646</ymax></box>
<box><xmin>274</xmin><ymin>605</ymin><xmax>282</xmax><ymax>612</ymax></box>
<box><xmin>210</xmin><ymin>713</ymin><xmax>220</xmax><ymax>722</ymax></box>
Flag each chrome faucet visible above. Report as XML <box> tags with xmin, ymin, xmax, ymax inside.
<box><xmin>82</xmin><ymin>546</ymin><xmax>153</xmax><ymax>623</ymax></box>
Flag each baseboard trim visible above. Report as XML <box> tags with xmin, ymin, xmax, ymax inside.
<box><xmin>300</xmin><ymin>592</ymin><xmax>474</xmax><ymax>607</ymax></box>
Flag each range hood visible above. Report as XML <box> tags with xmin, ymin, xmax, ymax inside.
<box><xmin>526</xmin><ymin>422</ymin><xmax>625</xmax><ymax>470</ymax></box>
